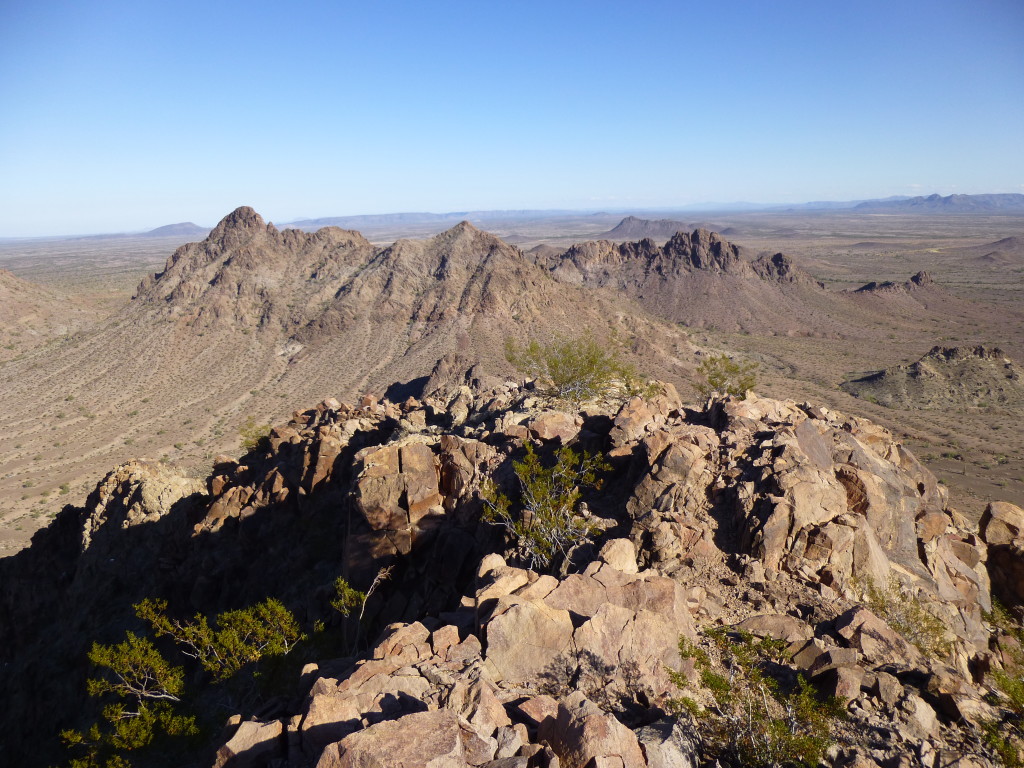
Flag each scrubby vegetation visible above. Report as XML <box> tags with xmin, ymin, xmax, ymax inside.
<box><xmin>695</xmin><ymin>352</ymin><xmax>758</xmax><ymax>398</ymax></box>
<box><xmin>860</xmin><ymin>576</ymin><xmax>951</xmax><ymax>658</ymax></box>
<box><xmin>982</xmin><ymin>601</ymin><xmax>1024</xmax><ymax>766</ymax></box>
<box><xmin>482</xmin><ymin>442</ymin><xmax>609</xmax><ymax>572</ymax></box>
<box><xmin>504</xmin><ymin>333</ymin><xmax>651</xmax><ymax>406</ymax></box>
<box><xmin>61</xmin><ymin>598</ymin><xmax>305</xmax><ymax>768</ymax></box>
<box><xmin>238</xmin><ymin>416</ymin><xmax>272</xmax><ymax>452</ymax></box>
<box><xmin>670</xmin><ymin>628</ymin><xmax>845</xmax><ymax>768</ymax></box>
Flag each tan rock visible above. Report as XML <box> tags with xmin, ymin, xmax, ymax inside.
<box><xmin>538</xmin><ymin>691</ymin><xmax>645</xmax><ymax>768</ymax></box>
<box><xmin>485</xmin><ymin>600</ymin><xmax>574</xmax><ymax>683</ymax></box>
<box><xmin>599</xmin><ymin>539</ymin><xmax>638</xmax><ymax>574</ymax></box>
<box><xmin>316</xmin><ymin>709</ymin><xmax>468</xmax><ymax>768</ymax></box>
<box><xmin>529</xmin><ymin>411</ymin><xmax>581</xmax><ymax>443</ymax></box>
<box><xmin>214</xmin><ymin>719</ymin><xmax>283</xmax><ymax>768</ymax></box>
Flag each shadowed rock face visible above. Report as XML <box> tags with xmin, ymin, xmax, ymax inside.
<box><xmin>842</xmin><ymin>344</ymin><xmax>1024</xmax><ymax>408</ymax></box>
<box><xmin>0</xmin><ymin>377</ymin><xmax>1005</xmax><ymax>767</ymax></box>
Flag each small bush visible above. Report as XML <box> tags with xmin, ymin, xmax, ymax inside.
<box><xmin>695</xmin><ymin>353</ymin><xmax>758</xmax><ymax>399</ymax></box>
<box><xmin>505</xmin><ymin>333</ymin><xmax>649</xmax><ymax>406</ymax></box>
<box><xmin>62</xmin><ymin>634</ymin><xmax>197</xmax><ymax>767</ymax></box>
<box><xmin>239</xmin><ymin>416</ymin><xmax>272</xmax><ymax>452</ymax></box>
<box><xmin>483</xmin><ymin>442</ymin><xmax>608</xmax><ymax>572</ymax></box>
<box><xmin>136</xmin><ymin>597</ymin><xmax>303</xmax><ymax>681</ymax></box>
<box><xmin>861</xmin><ymin>576</ymin><xmax>951</xmax><ymax>658</ymax></box>
<box><xmin>670</xmin><ymin>628</ymin><xmax>843</xmax><ymax>768</ymax></box>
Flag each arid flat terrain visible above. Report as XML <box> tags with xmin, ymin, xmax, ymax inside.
<box><xmin>1</xmin><ymin>210</ymin><xmax>1022</xmax><ymax>554</ymax></box>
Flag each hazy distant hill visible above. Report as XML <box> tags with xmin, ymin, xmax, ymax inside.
<box><xmin>603</xmin><ymin>216</ymin><xmax>691</xmax><ymax>239</ymax></box>
<box><xmin>144</xmin><ymin>222</ymin><xmax>210</xmax><ymax>237</ymax></box>
<box><xmin>853</xmin><ymin>193</ymin><xmax>1024</xmax><ymax>214</ymax></box>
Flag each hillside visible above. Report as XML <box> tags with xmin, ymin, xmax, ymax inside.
<box><xmin>842</xmin><ymin>345</ymin><xmax>1024</xmax><ymax>408</ymax></box>
<box><xmin>0</xmin><ymin>269</ymin><xmax>98</xmax><ymax>361</ymax></box>
<box><xmin>534</xmin><ymin>228</ymin><xmax>937</xmax><ymax>337</ymax></box>
<box><xmin>0</xmin><ymin>380</ymin><xmax>1017</xmax><ymax>767</ymax></box>
<box><xmin>144</xmin><ymin>222</ymin><xmax>210</xmax><ymax>238</ymax></box>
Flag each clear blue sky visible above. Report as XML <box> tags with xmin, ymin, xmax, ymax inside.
<box><xmin>1</xmin><ymin>0</ymin><xmax>1022</xmax><ymax>236</ymax></box>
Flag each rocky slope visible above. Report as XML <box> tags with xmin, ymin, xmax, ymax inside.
<box><xmin>2</xmin><ymin>376</ymin><xmax>1019</xmax><ymax>767</ymax></box>
<box><xmin>842</xmin><ymin>345</ymin><xmax>1024</xmax><ymax>409</ymax></box>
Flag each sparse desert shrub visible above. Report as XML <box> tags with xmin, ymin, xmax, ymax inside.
<box><xmin>981</xmin><ymin>602</ymin><xmax>1024</xmax><ymax>766</ymax></box>
<box><xmin>136</xmin><ymin>597</ymin><xmax>303</xmax><ymax>681</ymax></box>
<box><xmin>482</xmin><ymin>442</ymin><xmax>608</xmax><ymax>572</ymax></box>
<box><xmin>504</xmin><ymin>333</ymin><xmax>650</xmax><ymax>406</ymax></box>
<box><xmin>860</xmin><ymin>576</ymin><xmax>951</xmax><ymax>658</ymax></box>
<box><xmin>670</xmin><ymin>629</ymin><xmax>843</xmax><ymax>768</ymax></box>
<box><xmin>695</xmin><ymin>353</ymin><xmax>758</xmax><ymax>399</ymax></box>
<box><xmin>61</xmin><ymin>633</ymin><xmax>198</xmax><ymax>767</ymax></box>
<box><xmin>238</xmin><ymin>416</ymin><xmax>272</xmax><ymax>452</ymax></box>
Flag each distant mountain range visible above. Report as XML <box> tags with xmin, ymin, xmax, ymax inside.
<box><xmin>852</xmin><ymin>193</ymin><xmax>1024</xmax><ymax>214</ymax></box>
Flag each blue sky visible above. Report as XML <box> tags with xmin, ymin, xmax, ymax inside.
<box><xmin>0</xmin><ymin>0</ymin><xmax>1022</xmax><ymax>236</ymax></box>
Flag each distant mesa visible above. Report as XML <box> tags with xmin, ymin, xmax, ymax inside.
<box><xmin>842</xmin><ymin>344</ymin><xmax>1024</xmax><ymax>409</ymax></box>
<box><xmin>144</xmin><ymin>222</ymin><xmax>211</xmax><ymax>238</ymax></box>
<box><xmin>853</xmin><ymin>193</ymin><xmax>1024</xmax><ymax>214</ymax></box>
<box><xmin>603</xmin><ymin>216</ymin><xmax>691</xmax><ymax>240</ymax></box>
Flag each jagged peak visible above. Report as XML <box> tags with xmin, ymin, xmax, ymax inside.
<box><xmin>663</xmin><ymin>228</ymin><xmax>741</xmax><ymax>271</ymax></box>
<box><xmin>207</xmin><ymin>206</ymin><xmax>270</xmax><ymax>242</ymax></box>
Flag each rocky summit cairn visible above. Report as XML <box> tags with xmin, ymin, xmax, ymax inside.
<box><xmin>1</xmin><ymin>375</ymin><xmax>1021</xmax><ymax>767</ymax></box>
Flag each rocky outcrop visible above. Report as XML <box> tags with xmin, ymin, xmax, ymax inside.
<box><xmin>0</xmin><ymin>378</ymin><xmax>1012</xmax><ymax>767</ymax></box>
<box><xmin>853</xmin><ymin>270</ymin><xmax>934</xmax><ymax>294</ymax></box>
<box><xmin>980</xmin><ymin>501</ymin><xmax>1024</xmax><ymax>607</ymax></box>
<box><xmin>534</xmin><ymin>229</ymin><xmax>844</xmax><ymax>336</ymax></box>
<box><xmin>842</xmin><ymin>345</ymin><xmax>1024</xmax><ymax>408</ymax></box>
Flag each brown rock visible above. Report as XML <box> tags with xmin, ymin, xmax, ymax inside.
<box><xmin>214</xmin><ymin>719</ymin><xmax>284</xmax><ymax>768</ymax></box>
<box><xmin>484</xmin><ymin>600</ymin><xmax>574</xmax><ymax>683</ymax></box>
<box><xmin>514</xmin><ymin>695</ymin><xmax>560</xmax><ymax>729</ymax></box>
<box><xmin>834</xmin><ymin>607</ymin><xmax>922</xmax><ymax>666</ymax></box>
<box><xmin>538</xmin><ymin>691</ymin><xmax>645</xmax><ymax>768</ymax></box>
<box><xmin>316</xmin><ymin>709</ymin><xmax>467</xmax><ymax>767</ymax></box>
<box><xmin>529</xmin><ymin>411</ymin><xmax>581</xmax><ymax>443</ymax></box>
<box><xmin>735</xmin><ymin>614</ymin><xmax>813</xmax><ymax>645</ymax></box>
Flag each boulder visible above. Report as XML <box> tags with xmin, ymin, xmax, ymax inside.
<box><xmin>538</xmin><ymin>691</ymin><xmax>646</xmax><ymax>768</ymax></box>
<box><xmin>214</xmin><ymin>719</ymin><xmax>284</xmax><ymax>768</ymax></box>
<box><xmin>981</xmin><ymin>501</ymin><xmax>1024</xmax><ymax>606</ymax></box>
<box><xmin>316</xmin><ymin>709</ymin><xmax>468</xmax><ymax>768</ymax></box>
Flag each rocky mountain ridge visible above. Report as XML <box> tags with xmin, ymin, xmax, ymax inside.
<box><xmin>2</xmin><ymin>374</ymin><xmax>1021</xmax><ymax>767</ymax></box>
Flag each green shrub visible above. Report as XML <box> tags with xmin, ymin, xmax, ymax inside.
<box><xmin>861</xmin><ymin>576</ymin><xmax>951</xmax><ymax>659</ymax></box>
<box><xmin>239</xmin><ymin>416</ymin><xmax>272</xmax><ymax>452</ymax></box>
<box><xmin>505</xmin><ymin>333</ymin><xmax>650</xmax><ymax>406</ymax></box>
<box><xmin>136</xmin><ymin>597</ymin><xmax>303</xmax><ymax>681</ymax></box>
<box><xmin>331</xmin><ymin>577</ymin><xmax>366</xmax><ymax>618</ymax></box>
<box><xmin>670</xmin><ymin>629</ymin><xmax>843</xmax><ymax>768</ymax></box>
<box><xmin>61</xmin><ymin>633</ymin><xmax>197</xmax><ymax>767</ymax></box>
<box><xmin>483</xmin><ymin>442</ymin><xmax>608</xmax><ymax>572</ymax></box>
<box><xmin>695</xmin><ymin>353</ymin><xmax>758</xmax><ymax>399</ymax></box>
